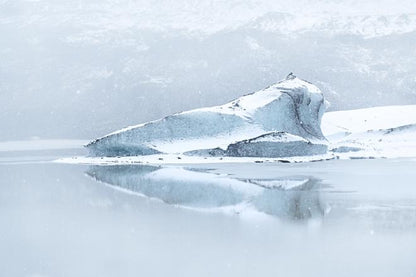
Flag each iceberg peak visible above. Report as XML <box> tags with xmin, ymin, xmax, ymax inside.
<box><xmin>286</xmin><ymin>72</ymin><xmax>296</xmax><ymax>80</ymax></box>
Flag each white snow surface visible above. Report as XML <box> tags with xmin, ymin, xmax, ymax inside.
<box><xmin>322</xmin><ymin>105</ymin><xmax>416</xmax><ymax>137</ymax></box>
<box><xmin>322</xmin><ymin>105</ymin><xmax>416</xmax><ymax>159</ymax></box>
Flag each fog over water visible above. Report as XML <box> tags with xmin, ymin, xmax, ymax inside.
<box><xmin>1</xmin><ymin>0</ymin><xmax>416</xmax><ymax>140</ymax></box>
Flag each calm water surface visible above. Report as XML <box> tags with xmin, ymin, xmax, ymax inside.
<box><xmin>0</xmin><ymin>150</ymin><xmax>415</xmax><ymax>277</ymax></box>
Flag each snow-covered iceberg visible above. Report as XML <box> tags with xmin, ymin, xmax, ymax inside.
<box><xmin>86</xmin><ymin>73</ymin><xmax>328</xmax><ymax>157</ymax></box>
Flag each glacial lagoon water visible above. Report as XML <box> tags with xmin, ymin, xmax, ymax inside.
<box><xmin>0</xmin><ymin>148</ymin><xmax>415</xmax><ymax>277</ymax></box>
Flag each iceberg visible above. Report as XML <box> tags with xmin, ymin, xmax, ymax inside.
<box><xmin>87</xmin><ymin>73</ymin><xmax>328</xmax><ymax>157</ymax></box>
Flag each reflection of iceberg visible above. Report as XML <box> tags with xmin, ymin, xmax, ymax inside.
<box><xmin>87</xmin><ymin>165</ymin><xmax>256</xmax><ymax>208</ymax></box>
<box><xmin>253</xmin><ymin>185</ymin><xmax>325</xmax><ymax>219</ymax></box>
<box><xmin>87</xmin><ymin>165</ymin><xmax>328</xmax><ymax>220</ymax></box>
<box><xmin>86</xmin><ymin>74</ymin><xmax>328</xmax><ymax>157</ymax></box>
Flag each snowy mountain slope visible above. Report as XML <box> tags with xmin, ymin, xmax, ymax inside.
<box><xmin>87</xmin><ymin>75</ymin><xmax>328</xmax><ymax>157</ymax></box>
<box><xmin>246</xmin><ymin>12</ymin><xmax>416</xmax><ymax>38</ymax></box>
<box><xmin>4</xmin><ymin>0</ymin><xmax>416</xmax><ymax>36</ymax></box>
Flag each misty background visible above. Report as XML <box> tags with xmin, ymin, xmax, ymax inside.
<box><xmin>1</xmin><ymin>0</ymin><xmax>416</xmax><ymax>141</ymax></box>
